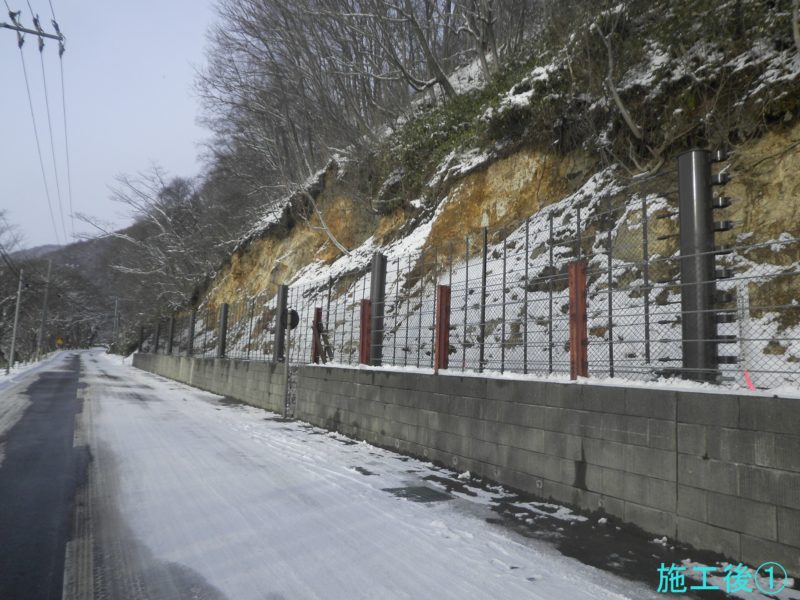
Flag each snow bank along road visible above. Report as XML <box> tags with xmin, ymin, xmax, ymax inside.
<box><xmin>0</xmin><ymin>349</ymin><xmax>710</xmax><ymax>599</ymax></box>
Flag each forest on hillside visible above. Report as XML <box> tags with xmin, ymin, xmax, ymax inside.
<box><xmin>2</xmin><ymin>0</ymin><xmax>798</xmax><ymax>363</ymax></box>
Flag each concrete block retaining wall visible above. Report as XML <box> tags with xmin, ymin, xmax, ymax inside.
<box><xmin>132</xmin><ymin>353</ymin><xmax>285</xmax><ymax>414</ymax></box>
<box><xmin>296</xmin><ymin>366</ymin><xmax>800</xmax><ymax>574</ymax></box>
<box><xmin>132</xmin><ymin>354</ymin><xmax>799</xmax><ymax>574</ymax></box>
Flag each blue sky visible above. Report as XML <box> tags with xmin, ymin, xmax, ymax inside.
<box><xmin>1</xmin><ymin>0</ymin><xmax>216</xmax><ymax>249</ymax></box>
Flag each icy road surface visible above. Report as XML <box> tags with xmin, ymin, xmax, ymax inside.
<box><xmin>5</xmin><ymin>349</ymin><xmax>673</xmax><ymax>599</ymax></box>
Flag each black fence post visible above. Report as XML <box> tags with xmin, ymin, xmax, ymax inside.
<box><xmin>523</xmin><ymin>217</ymin><xmax>529</xmax><ymax>374</ymax></box>
<box><xmin>607</xmin><ymin>228</ymin><xmax>614</xmax><ymax>377</ymax></box>
<box><xmin>416</xmin><ymin>252</ymin><xmax>424</xmax><ymax>368</ymax></box>
<box><xmin>548</xmin><ymin>213</ymin><xmax>554</xmax><ymax>374</ymax></box>
<box><xmin>154</xmin><ymin>321</ymin><xmax>161</xmax><ymax>354</ymax></box>
<box><xmin>501</xmin><ymin>236</ymin><xmax>507</xmax><ymax>374</ymax></box>
<box><xmin>274</xmin><ymin>285</ymin><xmax>288</xmax><ymax>362</ymax></box>
<box><xmin>479</xmin><ymin>227</ymin><xmax>488</xmax><ymax>373</ymax></box>
<box><xmin>167</xmin><ymin>316</ymin><xmax>175</xmax><ymax>355</ymax></box>
<box><xmin>188</xmin><ymin>309</ymin><xmax>196</xmax><ymax>356</ymax></box>
<box><xmin>463</xmin><ymin>236</ymin><xmax>469</xmax><ymax>371</ymax></box>
<box><xmin>217</xmin><ymin>303</ymin><xmax>229</xmax><ymax>359</ymax></box>
<box><xmin>642</xmin><ymin>196</ymin><xmax>652</xmax><ymax>365</ymax></box>
<box><xmin>369</xmin><ymin>252</ymin><xmax>387</xmax><ymax>366</ymax></box>
<box><xmin>678</xmin><ymin>149</ymin><xmax>719</xmax><ymax>382</ymax></box>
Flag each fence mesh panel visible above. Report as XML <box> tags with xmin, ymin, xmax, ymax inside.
<box><xmin>139</xmin><ymin>182</ymin><xmax>800</xmax><ymax>392</ymax></box>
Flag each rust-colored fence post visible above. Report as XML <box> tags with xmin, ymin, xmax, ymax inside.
<box><xmin>434</xmin><ymin>285</ymin><xmax>451</xmax><ymax>373</ymax></box>
<box><xmin>359</xmin><ymin>299</ymin><xmax>372</xmax><ymax>365</ymax></box>
<box><xmin>568</xmin><ymin>260</ymin><xmax>589</xmax><ymax>379</ymax></box>
<box><xmin>311</xmin><ymin>306</ymin><xmax>323</xmax><ymax>364</ymax></box>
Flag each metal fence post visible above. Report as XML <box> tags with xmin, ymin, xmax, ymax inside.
<box><xmin>607</xmin><ymin>228</ymin><xmax>615</xmax><ymax>377</ymax></box>
<box><xmin>274</xmin><ymin>285</ymin><xmax>288</xmax><ymax>362</ymax></box>
<box><xmin>501</xmin><ymin>236</ymin><xmax>507</xmax><ymax>373</ymax></box>
<box><xmin>463</xmin><ymin>236</ymin><xmax>469</xmax><ymax>371</ymax></box>
<box><xmin>524</xmin><ymin>217</ymin><xmax>530</xmax><ymax>374</ymax></box>
<box><xmin>217</xmin><ymin>303</ymin><xmax>229</xmax><ymax>359</ymax></box>
<box><xmin>246</xmin><ymin>300</ymin><xmax>255</xmax><ymax>360</ymax></box>
<box><xmin>548</xmin><ymin>213</ymin><xmax>554</xmax><ymax>374</ymax></box>
<box><xmin>154</xmin><ymin>321</ymin><xmax>161</xmax><ymax>354</ymax></box>
<box><xmin>678</xmin><ymin>149</ymin><xmax>718</xmax><ymax>382</ymax></box>
<box><xmin>359</xmin><ymin>299</ymin><xmax>372</xmax><ymax>365</ymax></box>
<box><xmin>642</xmin><ymin>196</ymin><xmax>652</xmax><ymax>365</ymax></box>
<box><xmin>139</xmin><ymin>326</ymin><xmax>145</xmax><ymax>353</ymax></box>
<box><xmin>188</xmin><ymin>309</ymin><xmax>196</xmax><ymax>356</ymax></box>
<box><xmin>434</xmin><ymin>285</ymin><xmax>451</xmax><ymax>373</ymax></box>
<box><xmin>369</xmin><ymin>252</ymin><xmax>387</xmax><ymax>366</ymax></box>
<box><xmin>479</xmin><ymin>227</ymin><xmax>488</xmax><ymax>373</ymax></box>
<box><xmin>416</xmin><ymin>252</ymin><xmax>424</xmax><ymax>368</ymax></box>
<box><xmin>312</xmin><ymin>306</ymin><xmax>323</xmax><ymax>364</ymax></box>
<box><xmin>167</xmin><ymin>316</ymin><xmax>175</xmax><ymax>355</ymax></box>
<box><xmin>568</xmin><ymin>260</ymin><xmax>589</xmax><ymax>379</ymax></box>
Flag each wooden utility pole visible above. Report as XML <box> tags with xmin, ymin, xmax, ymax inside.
<box><xmin>7</xmin><ymin>269</ymin><xmax>24</xmax><ymax>375</ymax></box>
<box><xmin>36</xmin><ymin>260</ymin><xmax>52</xmax><ymax>359</ymax></box>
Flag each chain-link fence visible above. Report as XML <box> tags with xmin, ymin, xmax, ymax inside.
<box><xmin>139</xmin><ymin>159</ymin><xmax>800</xmax><ymax>392</ymax></box>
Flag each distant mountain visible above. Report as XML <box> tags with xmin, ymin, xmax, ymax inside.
<box><xmin>12</xmin><ymin>244</ymin><xmax>62</xmax><ymax>260</ymax></box>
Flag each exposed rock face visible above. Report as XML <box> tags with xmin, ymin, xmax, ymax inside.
<box><xmin>206</xmin><ymin>122</ymin><xmax>799</xmax><ymax>336</ymax></box>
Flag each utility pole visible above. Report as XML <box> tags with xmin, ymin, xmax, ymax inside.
<box><xmin>112</xmin><ymin>297</ymin><xmax>118</xmax><ymax>348</ymax></box>
<box><xmin>7</xmin><ymin>269</ymin><xmax>24</xmax><ymax>375</ymax></box>
<box><xmin>36</xmin><ymin>260</ymin><xmax>52</xmax><ymax>359</ymax></box>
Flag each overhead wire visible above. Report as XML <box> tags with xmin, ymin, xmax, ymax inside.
<box><xmin>49</xmin><ymin>0</ymin><xmax>74</xmax><ymax>239</ymax></box>
<box><xmin>27</xmin><ymin>0</ymin><xmax>68</xmax><ymax>242</ymax></box>
<box><xmin>14</xmin><ymin>29</ymin><xmax>62</xmax><ymax>245</ymax></box>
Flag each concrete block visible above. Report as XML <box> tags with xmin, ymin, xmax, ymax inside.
<box><xmin>498</xmin><ymin>424</ymin><xmax>544</xmax><ymax>454</ymax></box>
<box><xmin>677</xmin><ymin>423</ymin><xmax>706</xmax><ymax>456</ymax></box>
<box><xmin>677</xmin><ymin>392</ymin><xmax>738</xmax><ymax>427</ymax></box>
<box><xmin>706</xmin><ymin>491</ymin><xmax>777</xmax><ymax>540</ymax></box>
<box><xmin>583</xmin><ymin>385</ymin><xmax>627</xmax><ymax>414</ymax></box>
<box><xmin>678</xmin><ymin>454</ymin><xmax>738</xmax><ymax>495</ymax></box>
<box><xmin>646</xmin><ymin>419</ymin><xmax>675</xmax><ymax>450</ymax></box>
<box><xmin>777</xmin><ymin>506</ymin><xmax>800</xmax><ymax>549</ymax></box>
<box><xmin>436</xmin><ymin>375</ymin><xmax>487</xmax><ymax>399</ymax></box>
<box><xmin>540</xmin><ymin>383</ymin><xmax>582</xmax><ymax>410</ymax></box>
<box><xmin>737</xmin><ymin>464</ymin><xmax>779</xmax><ymax>505</ymax></box>
<box><xmin>597</xmin><ymin>494</ymin><xmax>626</xmax><ymax>520</ymax></box>
<box><xmin>622</xmin><ymin>472</ymin><xmax>676</xmax><ymax>512</ymax></box>
<box><xmin>582</xmin><ymin>437</ymin><xmax>626</xmax><ymax>470</ymax></box>
<box><xmin>624</xmin><ymin>502</ymin><xmax>675</xmax><ymax>537</ymax></box>
<box><xmin>777</xmin><ymin>472</ymin><xmax>800</xmax><ymax>510</ymax></box>
<box><xmin>625</xmin><ymin>445</ymin><xmax>676</xmax><ymax>481</ymax></box>
<box><xmin>407</xmin><ymin>374</ymin><xmax>441</xmax><ymax>394</ymax></box>
<box><xmin>623</xmin><ymin>388</ymin><xmax>677</xmax><ymax>420</ymax></box>
<box><xmin>677</xmin><ymin>517</ymin><xmax>740</xmax><ymax>561</ymax></box>
<box><xmin>707</xmin><ymin>427</ymin><xmax>762</xmax><ymax>464</ymax></box>
<box><xmin>677</xmin><ymin>485</ymin><xmax>707</xmax><ymax>521</ymax></box>
<box><xmin>497</xmin><ymin>401</ymin><xmax>546</xmax><ymax>428</ymax></box>
<box><xmin>774</xmin><ymin>434</ymin><xmax>800</xmax><ymax>473</ymax></box>
<box><xmin>544</xmin><ymin>407</ymin><xmax>587</xmax><ymax>436</ymax></box>
<box><xmin>595</xmin><ymin>413</ymin><xmax>648</xmax><ymax>446</ymax></box>
<box><xmin>486</xmin><ymin>378</ymin><xmax>528</xmax><ymax>404</ymax></box>
<box><xmin>740</xmin><ymin>535</ymin><xmax>800</xmax><ymax>578</ymax></box>
<box><xmin>739</xmin><ymin>396</ymin><xmax>800</xmax><ymax>434</ymax></box>
<box><xmin>541</xmin><ymin>430</ymin><xmax>583</xmax><ymax>461</ymax></box>
<box><xmin>468</xmin><ymin>438</ymin><xmax>498</xmax><ymax>465</ymax></box>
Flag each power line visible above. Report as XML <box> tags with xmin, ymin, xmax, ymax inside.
<box><xmin>16</xmin><ymin>45</ymin><xmax>62</xmax><ymax>245</ymax></box>
<box><xmin>39</xmin><ymin>48</ymin><xmax>69</xmax><ymax>242</ymax></box>
<box><xmin>48</xmin><ymin>0</ymin><xmax>74</xmax><ymax>239</ymax></box>
<box><xmin>27</xmin><ymin>0</ymin><xmax>68</xmax><ymax>241</ymax></box>
<box><xmin>59</xmin><ymin>59</ymin><xmax>74</xmax><ymax>239</ymax></box>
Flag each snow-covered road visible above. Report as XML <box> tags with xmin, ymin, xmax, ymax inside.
<box><xmin>0</xmin><ymin>348</ymin><xmax>680</xmax><ymax>599</ymax></box>
<box><xmin>64</xmin><ymin>348</ymin><xmax>666</xmax><ymax>600</ymax></box>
